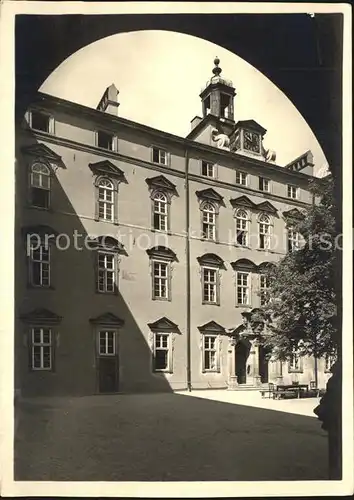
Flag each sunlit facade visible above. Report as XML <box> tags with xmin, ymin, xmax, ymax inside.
<box><xmin>15</xmin><ymin>59</ymin><xmax>333</xmax><ymax>396</ymax></box>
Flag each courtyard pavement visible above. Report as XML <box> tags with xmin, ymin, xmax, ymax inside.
<box><xmin>15</xmin><ymin>391</ymin><xmax>327</xmax><ymax>482</ymax></box>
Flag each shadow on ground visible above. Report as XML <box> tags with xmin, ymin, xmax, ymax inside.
<box><xmin>15</xmin><ymin>392</ymin><xmax>328</xmax><ymax>481</ymax></box>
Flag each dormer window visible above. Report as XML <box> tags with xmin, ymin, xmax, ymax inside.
<box><xmin>152</xmin><ymin>147</ymin><xmax>168</xmax><ymax>166</ymax></box>
<box><xmin>96</xmin><ymin>130</ymin><xmax>116</xmax><ymax>151</ymax></box>
<box><xmin>27</xmin><ymin>110</ymin><xmax>54</xmax><ymax>134</ymax></box>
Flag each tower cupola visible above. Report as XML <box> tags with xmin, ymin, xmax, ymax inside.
<box><xmin>199</xmin><ymin>57</ymin><xmax>236</xmax><ymax>123</ymax></box>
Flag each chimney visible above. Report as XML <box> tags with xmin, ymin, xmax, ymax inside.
<box><xmin>96</xmin><ymin>84</ymin><xmax>119</xmax><ymax>116</ymax></box>
<box><xmin>190</xmin><ymin>115</ymin><xmax>202</xmax><ymax>131</ymax></box>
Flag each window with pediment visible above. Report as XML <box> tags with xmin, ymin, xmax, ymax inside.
<box><xmin>20</xmin><ymin>308</ymin><xmax>62</xmax><ymax>372</ymax></box>
<box><xmin>231</xmin><ymin>259</ymin><xmax>257</xmax><ymax>307</ymax></box>
<box><xmin>147</xmin><ymin>247</ymin><xmax>177</xmax><ymax>301</ymax></box>
<box><xmin>198</xmin><ymin>254</ymin><xmax>225</xmax><ymax>306</ymax></box>
<box><xmin>146</xmin><ymin>175</ymin><xmax>177</xmax><ymax>233</ymax></box>
<box><xmin>29</xmin><ymin>162</ymin><xmax>51</xmax><ymax>209</ymax></box>
<box><xmin>89</xmin><ymin>160</ymin><xmax>127</xmax><ymax>224</ymax></box>
<box><xmin>258</xmin><ymin>213</ymin><xmax>272</xmax><ymax>250</ymax></box>
<box><xmin>235</xmin><ymin>208</ymin><xmax>250</xmax><ymax>247</ymax></box>
<box><xmin>198</xmin><ymin>321</ymin><xmax>225</xmax><ymax>373</ymax></box>
<box><xmin>196</xmin><ymin>188</ymin><xmax>223</xmax><ymax>242</ymax></box>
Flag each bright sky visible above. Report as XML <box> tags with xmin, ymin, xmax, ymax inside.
<box><xmin>41</xmin><ymin>30</ymin><xmax>328</xmax><ymax>176</ymax></box>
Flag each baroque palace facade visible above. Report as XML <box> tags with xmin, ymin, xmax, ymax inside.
<box><xmin>15</xmin><ymin>59</ymin><xmax>333</xmax><ymax>396</ymax></box>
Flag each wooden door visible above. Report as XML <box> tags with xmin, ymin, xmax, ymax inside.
<box><xmin>97</xmin><ymin>330</ymin><xmax>119</xmax><ymax>393</ymax></box>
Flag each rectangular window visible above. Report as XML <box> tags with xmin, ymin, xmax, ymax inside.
<box><xmin>153</xmin><ymin>333</ymin><xmax>171</xmax><ymax>372</ymax></box>
<box><xmin>202</xmin><ymin>267</ymin><xmax>218</xmax><ymax>304</ymax></box>
<box><xmin>287</xmin><ymin>228</ymin><xmax>300</xmax><ymax>253</ymax></box>
<box><xmin>97</xmin><ymin>252</ymin><xmax>116</xmax><ymax>293</ymax></box>
<box><xmin>152</xmin><ymin>260</ymin><xmax>169</xmax><ymax>300</ymax></box>
<box><xmin>30</xmin><ymin>163</ymin><xmax>51</xmax><ymax>209</ymax></box>
<box><xmin>259</xmin><ymin>177</ymin><xmax>270</xmax><ymax>192</ymax></box>
<box><xmin>236</xmin><ymin>271</ymin><xmax>250</xmax><ymax>305</ymax></box>
<box><xmin>152</xmin><ymin>147</ymin><xmax>168</xmax><ymax>165</ymax></box>
<box><xmin>259</xmin><ymin>274</ymin><xmax>269</xmax><ymax>306</ymax></box>
<box><xmin>201</xmin><ymin>161</ymin><xmax>215</xmax><ymax>178</ymax></box>
<box><xmin>97</xmin><ymin>130</ymin><xmax>115</xmax><ymax>151</ymax></box>
<box><xmin>235</xmin><ymin>171</ymin><xmax>248</xmax><ymax>186</ymax></box>
<box><xmin>99</xmin><ymin>331</ymin><xmax>116</xmax><ymax>356</ymax></box>
<box><xmin>29</xmin><ymin>241</ymin><xmax>50</xmax><ymax>287</ymax></box>
<box><xmin>30</xmin><ymin>110</ymin><xmax>51</xmax><ymax>133</ymax></box>
<box><xmin>203</xmin><ymin>335</ymin><xmax>219</xmax><ymax>372</ymax></box>
<box><xmin>287</xmin><ymin>184</ymin><xmax>299</xmax><ymax>199</ymax></box>
<box><xmin>98</xmin><ymin>179</ymin><xmax>115</xmax><ymax>221</ymax></box>
<box><xmin>202</xmin><ymin>205</ymin><xmax>216</xmax><ymax>240</ymax></box>
<box><xmin>31</xmin><ymin>328</ymin><xmax>52</xmax><ymax>370</ymax></box>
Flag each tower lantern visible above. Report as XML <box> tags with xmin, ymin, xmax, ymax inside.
<box><xmin>199</xmin><ymin>57</ymin><xmax>236</xmax><ymax>123</ymax></box>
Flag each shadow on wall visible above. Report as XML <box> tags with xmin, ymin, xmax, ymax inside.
<box><xmin>15</xmin><ymin>128</ymin><xmax>174</xmax><ymax>396</ymax></box>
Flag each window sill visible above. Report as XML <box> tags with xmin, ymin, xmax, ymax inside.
<box><xmin>28</xmin><ymin>205</ymin><xmax>52</xmax><ymax>212</ymax></box>
<box><xmin>96</xmin><ymin>290</ymin><xmax>119</xmax><ymax>296</ymax></box>
<box><xmin>152</xmin><ymin>161</ymin><xmax>169</xmax><ymax>167</ymax></box>
<box><xmin>288</xmin><ymin>369</ymin><xmax>304</xmax><ymax>374</ymax></box>
<box><xmin>27</xmin><ymin>284</ymin><xmax>55</xmax><ymax>291</ymax></box>
<box><xmin>202</xmin><ymin>370</ymin><xmax>221</xmax><ymax>374</ymax></box>
<box><xmin>202</xmin><ymin>301</ymin><xmax>220</xmax><ymax>306</ymax></box>
<box><xmin>153</xmin><ymin>369</ymin><xmax>173</xmax><ymax>374</ymax></box>
<box><xmin>201</xmin><ymin>238</ymin><xmax>219</xmax><ymax>244</ymax></box>
<box><xmin>235</xmin><ymin>304</ymin><xmax>252</xmax><ymax>309</ymax></box>
<box><xmin>152</xmin><ymin>297</ymin><xmax>171</xmax><ymax>302</ymax></box>
<box><xmin>151</xmin><ymin>228</ymin><xmax>171</xmax><ymax>235</ymax></box>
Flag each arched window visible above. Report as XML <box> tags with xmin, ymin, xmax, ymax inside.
<box><xmin>235</xmin><ymin>209</ymin><xmax>249</xmax><ymax>246</ymax></box>
<box><xmin>153</xmin><ymin>191</ymin><xmax>168</xmax><ymax>231</ymax></box>
<box><xmin>258</xmin><ymin>213</ymin><xmax>271</xmax><ymax>249</ymax></box>
<box><xmin>287</xmin><ymin>227</ymin><xmax>301</xmax><ymax>253</ymax></box>
<box><xmin>30</xmin><ymin>162</ymin><xmax>50</xmax><ymax>209</ymax></box>
<box><xmin>202</xmin><ymin>202</ymin><xmax>216</xmax><ymax>241</ymax></box>
<box><xmin>98</xmin><ymin>178</ymin><xmax>114</xmax><ymax>222</ymax></box>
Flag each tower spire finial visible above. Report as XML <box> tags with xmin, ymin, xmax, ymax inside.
<box><xmin>212</xmin><ymin>56</ymin><xmax>222</xmax><ymax>76</ymax></box>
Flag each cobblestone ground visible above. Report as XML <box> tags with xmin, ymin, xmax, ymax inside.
<box><xmin>15</xmin><ymin>392</ymin><xmax>328</xmax><ymax>481</ymax></box>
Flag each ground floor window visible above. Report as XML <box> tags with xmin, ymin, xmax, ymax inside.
<box><xmin>153</xmin><ymin>333</ymin><xmax>172</xmax><ymax>372</ymax></box>
<box><xmin>30</xmin><ymin>327</ymin><xmax>52</xmax><ymax>370</ymax></box>
<box><xmin>202</xmin><ymin>335</ymin><xmax>220</xmax><ymax>372</ymax></box>
<box><xmin>99</xmin><ymin>330</ymin><xmax>116</xmax><ymax>356</ymax></box>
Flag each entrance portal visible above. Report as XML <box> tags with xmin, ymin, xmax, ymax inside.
<box><xmin>259</xmin><ymin>345</ymin><xmax>269</xmax><ymax>383</ymax></box>
<box><xmin>235</xmin><ymin>340</ymin><xmax>251</xmax><ymax>384</ymax></box>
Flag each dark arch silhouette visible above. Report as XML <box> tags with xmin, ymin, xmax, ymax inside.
<box><xmin>15</xmin><ymin>14</ymin><xmax>342</xmax><ymax>172</ymax></box>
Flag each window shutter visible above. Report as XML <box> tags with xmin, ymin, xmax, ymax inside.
<box><xmin>51</xmin><ymin>329</ymin><xmax>57</xmax><ymax>372</ymax></box>
<box><xmin>94</xmin><ymin>251</ymin><xmax>99</xmax><ymax>292</ymax></box>
<box><xmin>168</xmin><ymin>334</ymin><xmax>173</xmax><ymax>373</ymax></box>
<box><xmin>201</xmin><ymin>335</ymin><xmax>206</xmax><ymax>373</ymax></box>
<box><xmin>27</xmin><ymin>329</ymin><xmax>32</xmax><ymax>371</ymax></box>
<box><xmin>49</xmin><ymin>116</ymin><xmax>55</xmax><ymax>135</ymax></box>
<box><xmin>94</xmin><ymin>184</ymin><xmax>99</xmax><ymax>221</ymax></box>
<box><xmin>113</xmin><ymin>186</ymin><xmax>119</xmax><ymax>225</ymax></box>
<box><xmin>216</xmin><ymin>270</ymin><xmax>221</xmax><ymax>306</ymax></box>
<box><xmin>216</xmin><ymin>335</ymin><xmax>221</xmax><ymax>373</ymax></box>
<box><xmin>168</xmin><ymin>263</ymin><xmax>172</xmax><ymax>301</ymax></box>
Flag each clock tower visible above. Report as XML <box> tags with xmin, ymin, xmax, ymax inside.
<box><xmin>230</xmin><ymin>119</ymin><xmax>267</xmax><ymax>158</ymax></box>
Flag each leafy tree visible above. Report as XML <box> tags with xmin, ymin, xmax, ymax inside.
<box><xmin>261</xmin><ymin>175</ymin><xmax>338</xmax><ymax>361</ymax></box>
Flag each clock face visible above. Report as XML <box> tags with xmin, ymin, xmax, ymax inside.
<box><xmin>243</xmin><ymin>131</ymin><xmax>261</xmax><ymax>153</ymax></box>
